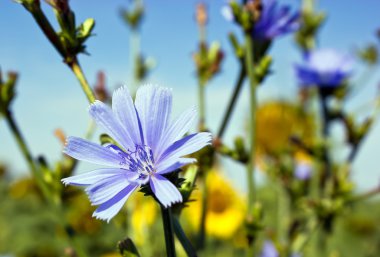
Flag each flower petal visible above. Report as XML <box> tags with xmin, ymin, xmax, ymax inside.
<box><xmin>155</xmin><ymin>106</ymin><xmax>197</xmax><ymax>160</ymax></box>
<box><xmin>86</xmin><ymin>174</ymin><xmax>131</xmax><ymax>205</ymax></box>
<box><xmin>61</xmin><ymin>168</ymin><xmax>124</xmax><ymax>186</ymax></box>
<box><xmin>156</xmin><ymin>158</ymin><xmax>196</xmax><ymax>175</ymax></box>
<box><xmin>63</xmin><ymin>137</ymin><xmax>125</xmax><ymax>167</ymax></box>
<box><xmin>150</xmin><ymin>174</ymin><xmax>182</xmax><ymax>207</ymax></box>
<box><xmin>134</xmin><ymin>85</ymin><xmax>172</xmax><ymax>152</ymax></box>
<box><xmin>157</xmin><ymin>132</ymin><xmax>212</xmax><ymax>166</ymax></box>
<box><xmin>92</xmin><ymin>183</ymin><xmax>138</xmax><ymax>222</ymax></box>
<box><xmin>112</xmin><ymin>86</ymin><xmax>142</xmax><ymax>146</ymax></box>
<box><xmin>89</xmin><ymin>100</ymin><xmax>134</xmax><ymax>151</ymax></box>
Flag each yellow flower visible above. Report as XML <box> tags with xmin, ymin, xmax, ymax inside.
<box><xmin>183</xmin><ymin>170</ymin><xmax>245</xmax><ymax>239</ymax></box>
<box><xmin>129</xmin><ymin>192</ymin><xmax>158</xmax><ymax>246</ymax></box>
<box><xmin>256</xmin><ymin>101</ymin><xmax>315</xmax><ymax>156</ymax></box>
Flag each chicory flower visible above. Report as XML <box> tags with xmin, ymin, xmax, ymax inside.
<box><xmin>62</xmin><ymin>85</ymin><xmax>212</xmax><ymax>221</ymax></box>
<box><xmin>252</xmin><ymin>0</ymin><xmax>300</xmax><ymax>41</ymax></box>
<box><xmin>260</xmin><ymin>241</ymin><xmax>279</xmax><ymax>257</ymax></box>
<box><xmin>294</xmin><ymin>162</ymin><xmax>312</xmax><ymax>181</ymax></box>
<box><xmin>222</xmin><ymin>0</ymin><xmax>300</xmax><ymax>41</ymax></box>
<box><xmin>295</xmin><ymin>48</ymin><xmax>353</xmax><ymax>87</ymax></box>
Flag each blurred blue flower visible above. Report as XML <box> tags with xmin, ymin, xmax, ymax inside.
<box><xmin>260</xmin><ymin>240</ymin><xmax>302</xmax><ymax>257</ymax></box>
<box><xmin>253</xmin><ymin>0</ymin><xmax>300</xmax><ymax>41</ymax></box>
<box><xmin>260</xmin><ymin>241</ymin><xmax>279</xmax><ymax>257</ymax></box>
<box><xmin>295</xmin><ymin>48</ymin><xmax>353</xmax><ymax>87</ymax></box>
<box><xmin>294</xmin><ymin>162</ymin><xmax>312</xmax><ymax>181</ymax></box>
<box><xmin>222</xmin><ymin>0</ymin><xmax>300</xmax><ymax>41</ymax></box>
<box><xmin>62</xmin><ymin>85</ymin><xmax>211</xmax><ymax>221</ymax></box>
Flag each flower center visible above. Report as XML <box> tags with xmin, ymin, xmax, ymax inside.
<box><xmin>107</xmin><ymin>144</ymin><xmax>155</xmax><ymax>184</ymax></box>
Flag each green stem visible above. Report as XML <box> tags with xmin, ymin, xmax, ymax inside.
<box><xmin>69</xmin><ymin>59</ymin><xmax>96</xmax><ymax>103</ymax></box>
<box><xmin>244</xmin><ymin>34</ymin><xmax>257</xmax><ymax>211</ymax></box>
<box><xmin>21</xmin><ymin>4</ymin><xmax>96</xmax><ymax>104</ymax></box>
<box><xmin>217</xmin><ymin>64</ymin><xmax>246</xmax><ymax>138</ymax></box>
<box><xmin>244</xmin><ymin>32</ymin><xmax>258</xmax><ymax>257</ymax></box>
<box><xmin>161</xmin><ymin>206</ymin><xmax>177</xmax><ymax>257</ymax></box>
<box><xmin>292</xmin><ymin>217</ymin><xmax>319</xmax><ymax>253</ymax></box>
<box><xmin>24</xmin><ymin>3</ymin><xmax>66</xmax><ymax>58</ymax></box>
<box><xmin>197</xmin><ymin>176</ymin><xmax>208</xmax><ymax>250</ymax></box>
<box><xmin>198</xmin><ymin>81</ymin><xmax>206</xmax><ymax>130</ymax></box>
<box><xmin>173</xmin><ymin>216</ymin><xmax>198</xmax><ymax>257</ymax></box>
<box><xmin>4</xmin><ymin>110</ymin><xmax>50</xmax><ymax>199</ymax></box>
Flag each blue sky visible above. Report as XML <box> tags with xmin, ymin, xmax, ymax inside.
<box><xmin>1</xmin><ymin>0</ymin><xmax>380</xmax><ymax>191</ymax></box>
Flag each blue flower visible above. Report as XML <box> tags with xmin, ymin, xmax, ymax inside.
<box><xmin>62</xmin><ymin>85</ymin><xmax>212</xmax><ymax>222</ymax></box>
<box><xmin>252</xmin><ymin>0</ymin><xmax>300</xmax><ymax>41</ymax></box>
<box><xmin>294</xmin><ymin>162</ymin><xmax>312</xmax><ymax>181</ymax></box>
<box><xmin>295</xmin><ymin>48</ymin><xmax>353</xmax><ymax>87</ymax></box>
<box><xmin>260</xmin><ymin>240</ymin><xmax>302</xmax><ymax>257</ymax></box>
<box><xmin>222</xmin><ymin>0</ymin><xmax>300</xmax><ymax>41</ymax></box>
<box><xmin>260</xmin><ymin>241</ymin><xmax>279</xmax><ymax>257</ymax></box>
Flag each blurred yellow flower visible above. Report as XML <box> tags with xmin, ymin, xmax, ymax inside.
<box><xmin>256</xmin><ymin>101</ymin><xmax>315</xmax><ymax>156</ymax></box>
<box><xmin>129</xmin><ymin>192</ymin><xmax>158</xmax><ymax>246</ymax></box>
<box><xmin>183</xmin><ymin>170</ymin><xmax>245</xmax><ymax>239</ymax></box>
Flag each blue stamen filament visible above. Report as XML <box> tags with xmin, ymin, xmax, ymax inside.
<box><xmin>107</xmin><ymin>144</ymin><xmax>156</xmax><ymax>184</ymax></box>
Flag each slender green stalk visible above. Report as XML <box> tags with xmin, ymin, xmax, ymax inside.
<box><xmin>173</xmin><ymin>216</ymin><xmax>198</xmax><ymax>257</ymax></box>
<box><xmin>69</xmin><ymin>60</ymin><xmax>96</xmax><ymax>103</ymax></box>
<box><xmin>161</xmin><ymin>206</ymin><xmax>177</xmax><ymax>257</ymax></box>
<box><xmin>197</xmin><ymin>177</ymin><xmax>208</xmax><ymax>250</ymax></box>
<box><xmin>217</xmin><ymin>65</ymin><xmax>246</xmax><ymax>138</ymax></box>
<box><xmin>26</xmin><ymin>4</ymin><xmax>66</xmax><ymax>58</ymax></box>
<box><xmin>198</xmin><ymin>81</ymin><xmax>206</xmax><ymax>130</ymax></box>
<box><xmin>22</xmin><ymin>4</ymin><xmax>96</xmax><ymax>104</ymax></box>
<box><xmin>244</xmin><ymin>32</ymin><xmax>258</xmax><ymax>257</ymax></box>
<box><xmin>4</xmin><ymin>110</ymin><xmax>50</xmax><ymax>199</ymax></box>
<box><xmin>244</xmin><ymin>33</ymin><xmax>257</xmax><ymax>211</ymax></box>
<box><xmin>131</xmin><ymin>28</ymin><xmax>141</xmax><ymax>88</ymax></box>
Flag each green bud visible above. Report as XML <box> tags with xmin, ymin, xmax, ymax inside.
<box><xmin>254</xmin><ymin>55</ymin><xmax>272</xmax><ymax>84</ymax></box>
<box><xmin>0</xmin><ymin>71</ymin><xmax>18</xmax><ymax>115</ymax></box>
<box><xmin>77</xmin><ymin>18</ymin><xmax>95</xmax><ymax>42</ymax></box>
<box><xmin>228</xmin><ymin>32</ymin><xmax>244</xmax><ymax>58</ymax></box>
<box><xmin>99</xmin><ymin>133</ymin><xmax>117</xmax><ymax>146</ymax></box>
<box><xmin>179</xmin><ymin>165</ymin><xmax>198</xmax><ymax>202</ymax></box>
<box><xmin>357</xmin><ymin>44</ymin><xmax>378</xmax><ymax>65</ymax></box>
<box><xmin>120</xmin><ymin>1</ymin><xmax>144</xmax><ymax>30</ymax></box>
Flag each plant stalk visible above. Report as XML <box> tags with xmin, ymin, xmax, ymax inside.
<box><xmin>69</xmin><ymin>60</ymin><xmax>96</xmax><ymax>103</ymax></box>
<box><xmin>217</xmin><ymin>64</ymin><xmax>246</xmax><ymax>138</ymax></box>
<box><xmin>173</xmin><ymin>216</ymin><xmax>198</xmax><ymax>257</ymax></box>
<box><xmin>244</xmin><ymin>32</ymin><xmax>258</xmax><ymax>257</ymax></box>
<box><xmin>161</xmin><ymin>206</ymin><xmax>177</xmax><ymax>257</ymax></box>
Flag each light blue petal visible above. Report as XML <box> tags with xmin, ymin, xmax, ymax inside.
<box><xmin>112</xmin><ymin>86</ymin><xmax>142</xmax><ymax>146</ymax></box>
<box><xmin>61</xmin><ymin>168</ymin><xmax>124</xmax><ymax>186</ymax></box>
<box><xmin>63</xmin><ymin>137</ymin><xmax>125</xmax><ymax>167</ymax></box>
<box><xmin>92</xmin><ymin>183</ymin><xmax>138</xmax><ymax>222</ymax></box>
<box><xmin>150</xmin><ymin>174</ymin><xmax>182</xmax><ymax>207</ymax></box>
<box><xmin>134</xmin><ymin>85</ymin><xmax>172</xmax><ymax>152</ymax></box>
<box><xmin>86</xmin><ymin>174</ymin><xmax>131</xmax><ymax>205</ymax></box>
<box><xmin>156</xmin><ymin>158</ymin><xmax>196</xmax><ymax>175</ymax></box>
<box><xmin>157</xmin><ymin>132</ymin><xmax>212</xmax><ymax>166</ymax></box>
<box><xmin>155</xmin><ymin>106</ymin><xmax>197</xmax><ymax>160</ymax></box>
<box><xmin>89</xmin><ymin>100</ymin><xmax>134</xmax><ymax>151</ymax></box>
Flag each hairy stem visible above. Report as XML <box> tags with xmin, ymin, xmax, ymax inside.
<box><xmin>161</xmin><ymin>206</ymin><xmax>177</xmax><ymax>257</ymax></box>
